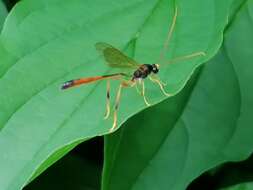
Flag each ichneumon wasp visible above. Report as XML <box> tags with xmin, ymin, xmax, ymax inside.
<box><xmin>61</xmin><ymin>6</ymin><xmax>206</xmax><ymax>132</ymax></box>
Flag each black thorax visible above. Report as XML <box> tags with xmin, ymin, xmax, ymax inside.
<box><xmin>132</xmin><ymin>64</ymin><xmax>159</xmax><ymax>80</ymax></box>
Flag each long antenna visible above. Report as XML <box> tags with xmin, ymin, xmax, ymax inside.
<box><xmin>158</xmin><ymin>5</ymin><xmax>178</xmax><ymax>63</ymax></box>
<box><xmin>158</xmin><ymin>4</ymin><xmax>206</xmax><ymax>67</ymax></box>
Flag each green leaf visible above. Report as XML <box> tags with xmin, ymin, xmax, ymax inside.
<box><xmin>0</xmin><ymin>0</ymin><xmax>8</xmax><ymax>31</ymax></box>
<box><xmin>0</xmin><ymin>0</ymin><xmax>231</xmax><ymax>189</ymax></box>
<box><xmin>102</xmin><ymin>1</ymin><xmax>253</xmax><ymax>190</ymax></box>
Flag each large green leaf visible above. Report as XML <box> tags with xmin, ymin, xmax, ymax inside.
<box><xmin>0</xmin><ymin>0</ymin><xmax>231</xmax><ymax>189</ymax></box>
<box><xmin>102</xmin><ymin>1</ymin><xmax>253</xmax><ymax>190</ymax></box>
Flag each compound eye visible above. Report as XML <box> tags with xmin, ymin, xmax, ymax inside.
<box><xmin>153</xmin><ymin>67</ymin><xmax>158</xmax><ymax>73</ymax></box>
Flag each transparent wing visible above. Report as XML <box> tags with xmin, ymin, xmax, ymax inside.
<box><xmin>95</xmin><ymin>42</ymin><xmax>139</xmax><ymax>69</ymax></box>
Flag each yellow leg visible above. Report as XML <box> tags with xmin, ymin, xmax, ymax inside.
<box><xmin>104</xmin><ymin>80</ymin><xmax>110</xmax><ymax>119</ymax></box>
<box><xmin>149</xmin><ymin>76</ymin><xmax>171</xmax><ymax>97</ymax></box>
<box><xmin>141</xmin><ymin>80</ymin><xmax>151</xmax><ymax>106</ymax></box>
<box><xmin>122</xmin><ymin>80</ymin><xmax>135</xmax><ymax>87</ymax></box>
<box><xmin>135</xmin><ymin>81</ymin><xmax>141</xmax><ymax>94</ymax></box>
<box><xmin>110</xmin><ymin>84</ymin><xmax>123</xmax><ymax>132</ymax></box>
<box><xmin>158</xmin><ymin>79</ymin><xmax>167</xmax><ymax>86</ymax></box>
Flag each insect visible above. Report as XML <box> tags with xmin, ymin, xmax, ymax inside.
<box><xmin>61</xmin><ymin>6</ymin><xmax>205</xmax><ymax>132</ymax></box>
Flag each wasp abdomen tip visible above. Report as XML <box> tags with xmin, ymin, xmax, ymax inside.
<box><xmin>61</xmin><ymin>80</ymin><xmax>74</xmax><ymax>90</ymax></box>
